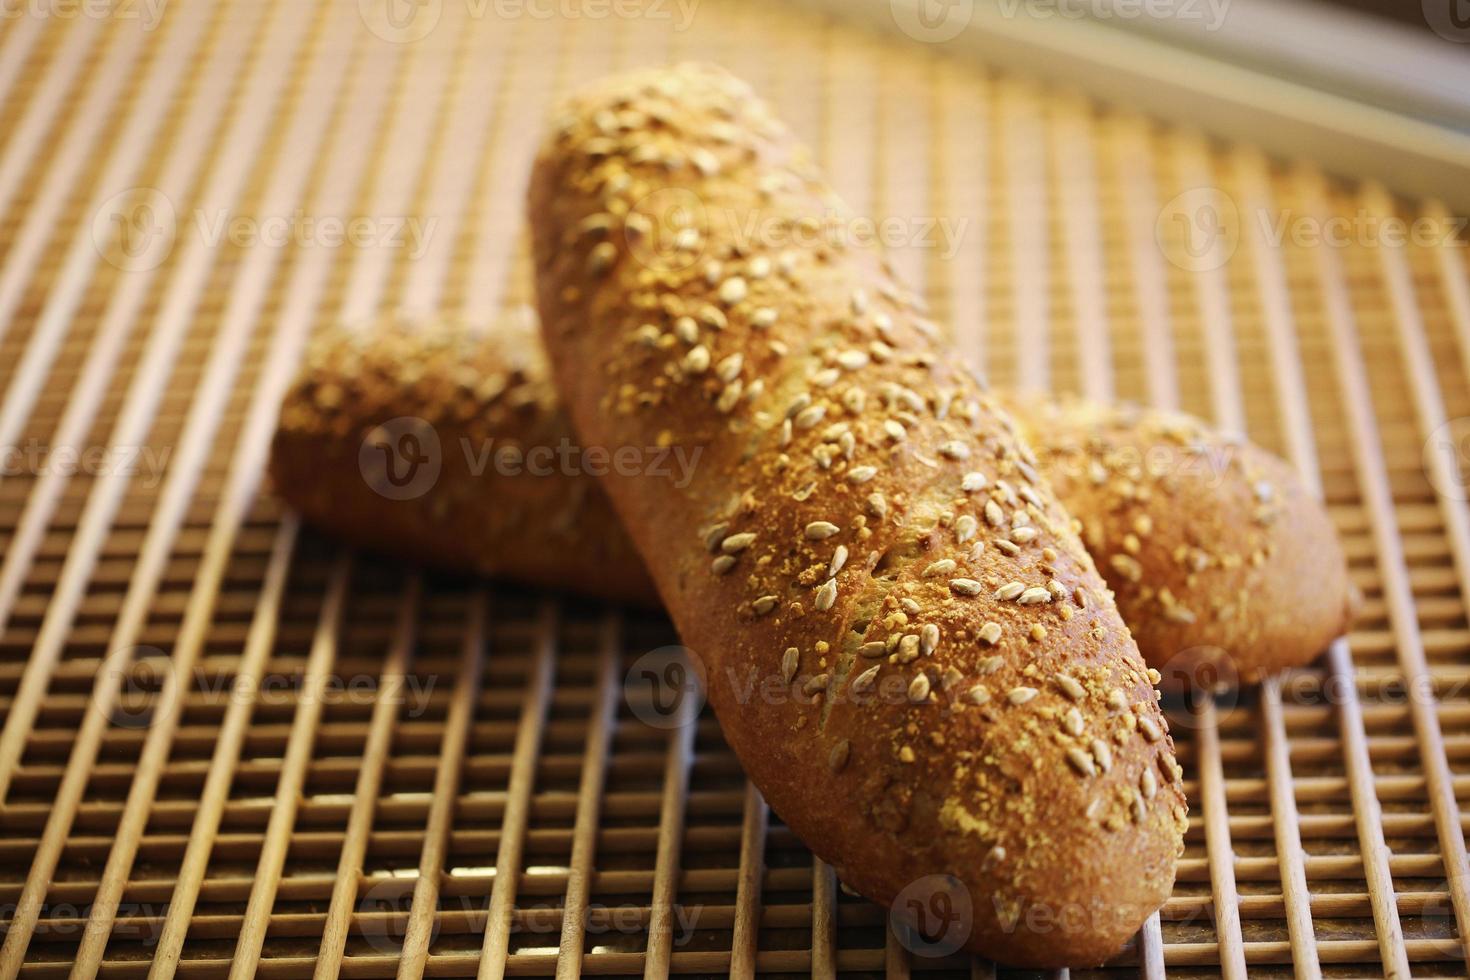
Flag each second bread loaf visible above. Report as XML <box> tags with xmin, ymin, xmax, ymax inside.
<box><xmin>529</xmin><ymin>63</ymin><xmax>1186</xmax><ymax>966</ymax></box>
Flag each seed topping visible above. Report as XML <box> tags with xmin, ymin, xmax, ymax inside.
<box><xmin>805</xmin><ymin>521</ymin><xmax>840</xmax><ymax>540</ymax></box>
<box><xmin>950</xmin><ymin>578</ymin><xmax>983</xmax><ymax>596</ymax></box>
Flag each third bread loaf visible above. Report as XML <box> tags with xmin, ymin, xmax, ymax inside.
<box><xmin>272</xmin><ymin>313</ymin><xmax>1352</xmax><ymax>681</ymax></box>
<box><xmin>1003</xmin><ymin>395</ymin><xmax>1355</xmax><ymax>685</ymax></box>
<box><xmin>528</xmin><ymin>63</ymin><xmax>1186</xmax><ymax>966</ymax></box>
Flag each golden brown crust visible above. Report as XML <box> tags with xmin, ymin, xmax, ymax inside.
<box><xmin>1003</xmin><ymin>395</ymin><xmax>1355</xmax><ymax>686</ymax></box>
<box><xmin>528</xmin><ymin>63</ymin><xmax>1184</xmax><ymax>967</ymax></box>
<box><xmin>269</xmin><ymin>309</ymin><xmax>654</xmax><ymax>604</ymax></box>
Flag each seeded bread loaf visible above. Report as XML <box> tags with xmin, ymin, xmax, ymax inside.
<box><xmin>272</xmin><ymin>315</ymin><xmax>1352</xmax><ymax>682</ymax></box>
<box><xmin>528</xmin><ymin>63</ymin><xmax>1186</xmax><ymax>967</ymax></box>
<box><xmin>1000</xmin><ymin>395</ymin><xmax>1355</xmax><ymax>686</ymax></box>
<box><xmin>269</xmin><ymin>308</ymin><xmax>654</xmax><ymax>604</ymax></box>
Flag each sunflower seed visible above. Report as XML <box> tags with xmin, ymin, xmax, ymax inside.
<box><xmin>920</xmin><ymin>623</ymin><xmax>940</xmax><ymax>656</ymax></box>
<box><xmin>721</xmin><ymin>532</ymin><xmax>756</xmax><ymax>553</ymax></box>
<box><xmin>587</xmin><ymin>241</ymin><xmax>617</xmax><ymax>274</ymax></box>
<box><xmin>800</xmin><ymin>367</ymin><xmax>839</xmax><ymax>392</ymax></box>
<box><xmin>896</xmin><ymin>634</ymin><xmax>921</xmax><ymax>664</ymax></box>
<box><xmin>1063</xmin><ymin>708</ymin><xmax>1084</xmax><ymax>736</ymax></box>
<box><xmin>1110</xmin><ymin>553</ymin><xmax>1143</xmax><ymax>582</ymax></box>
<box><xmin>994</xmin><ymin>581</ymin><xmax>1025</xmax><ymax>601</ymax></box>
<box><xmin>1140</xmin><ymin>767</ymin><xmax>1158</xmax><ymax>799</ymax></box>
<box><xmin>683</xmin><ymin>345</ymin><xmax>710</xmax><ymax>374</ymax></box>
<box><xmin>711</xmin><ymin>555</ymin><xmax>737</xmax><ymax>575</ymax></box>
<box><xmin>950</xmin><ymin>578</ymin><xmax>983</xmax><ymax>596</ymax></box>
<box><xmin>718</xmin><ymin>277</ymin><xmax>748</xmax><ymax>305</ymax></box>
<box><xmin>978</xmin><ymin>622</ymin><xmax>1003</xmax><ymax>646</ymax></box>
<box><xmin>847</xmin><ymin>465</ymin><xmax>878</xmax><ymax>484</ymax></box>
<box><xmin>1009</xmin><ymin>526</ymin><xmax>1038</xmax><ymax>544</ymax></box>
<box><xmin>1056</xmin><ymin>674</ymin><xmax>1086</xmax><ymax>701</ymax></box>
<box><xmin>828</xmin><ymin>739</ymin><xmax>851</xmax><ymax>772</ymax></box>
<box><xmin>962</xmin><ymin>471</ymin><xmax>988</xmax><ymax>492</ymax></box>
<box><xmin>1018</xmin><ymin>586</ymin><xmax>1052</xmax><ymax>605</ymax></box>
<box><xmin>805</xmin><ymin>521</ymin><xmax>841</xmax><ymax>540</ymax></box>
<box><xmin>702</xmin><ymin>522</ymin><xmax>729</xmax><ymax>551</ymax></box>
<box><xmin>966</xmin><ymin>685</ymin><xmax>991</xmax><ymax>705</ymax></box>
<box><xmin>815</xmin><ymin>579</ymin><xmax>838</xmax><ymax>611</ymax></box>
<box><xmin>858</xmin><ymin>641</ymin><xmax>887</xmax><ymax>658</ymax></box>
<box><xmin>716</xmin><ymin>352</ymin><xmax>744</xmax><ymax>382</ymax></box>
<box><xmin>938</xmin><ymin>440</ymin><xmax>971</xmax><ymax>460</ymax></box>
<box><xmin>1091</xmin><ymin>738</ymin><xmax>1113</xmax><ymax>773</ymax></box>
<box><xmin>907</xmin><ymin>673</ymin><xmax>931</xmax><ymax>703</ymax></box>
<box><xmin>851</xmin><ymin>664</ymin><xmax>881</xmax><ymax>692</ymax></box>
<box><xmin>884</xmin><ymin>419</ymin><xmax>907</xmax><ymax>441</ymax></box>
<box><xmin>781</xmin><ymin>647</ymin><xmax>800</xmax><ymax>684</ymax></box>
<box><xmin>751</xmin><ymin>307</ymin><xmax>778</xmax><ymax>329</ymax></box>
<box><xmin>984</xmin><ymin>500</ymin><xmax>1006</xmax><ymax>527</ymax></box>
<box><xmin>803</xmin><ymin>673</ymin><xmax>830</xmax><ymax>696</ymax></box>
<box><xmin>794</xmin><ymin>404</ymin><xmax>827</xmax><ymax>430</ymax></box>
<box><xmin>923</xmin><ymin>559</ymin><xmax>956</xmax><ymax>578</ymax></box>
<box><xmin>1008</xmin><ymin>686</ymin><xmax>1038</xmax><ymax>705</ymax></box>
<box><xmin>978</xmin><ymin>654</ymin><xmax>1004</xmax><ymax>674</ymax></box>
<box><xmin>752</xmin><ymin>595</ymin><xmax>778</xmax><ymax>615</ymax></box>
<box><xmin>829</xmin><ymin>545</ymin><xmax>849</xmax><ymax>578</ymax></box>
<box><xmin>1139</xmin><ymin>716</ymin><xmax>1163</xmax><ymax>742</ymax></box>
<box><xmin>717</xmin><ymin>380</ymin><xmax>743</xmax><ymax>413</ymax></box>
<box><xmin>1066</xmin><ymin>746</ymin><xmax>1097</xmax><ymax>777</ymax></box>
<box><xmin>867</xmin><ymin>492</ymin><xmax>888</xmax><ymax>518</ymax></box>
<box><xmin>955</xmin><ymin>515</ymin><xmax>978</xmax><ymax>543</ymax></box>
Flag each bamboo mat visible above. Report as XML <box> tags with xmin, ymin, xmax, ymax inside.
<box><xmin>0</xmin><ymin>1</ymin><xmax>1468</xmax><ymax>977</ymax></box>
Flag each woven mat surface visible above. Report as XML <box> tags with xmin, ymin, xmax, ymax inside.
<box><xmin>0</xmin><ymin>1</ymin><xmax>1468</xmax><ymax>976</ymax></box>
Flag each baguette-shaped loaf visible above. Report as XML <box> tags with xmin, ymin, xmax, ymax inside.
<box><xmin>272</xmin><ymin>314</ymin><xmax>1352</xmax><ymax>683</ymax></box>
<box><xmin>1002</xmin><ymin>395</ymin><xmax>1355</xmax><ymax>686</ymax></box>
<box><xmin>529</xmin><ymin>63</ymin><xmax>1185</xmax><ymax>966</ymax></box>
<box><xmin>270</xmin><ymin>309</ymin><xmax>653</xmax><ymax>603</ymax></box>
